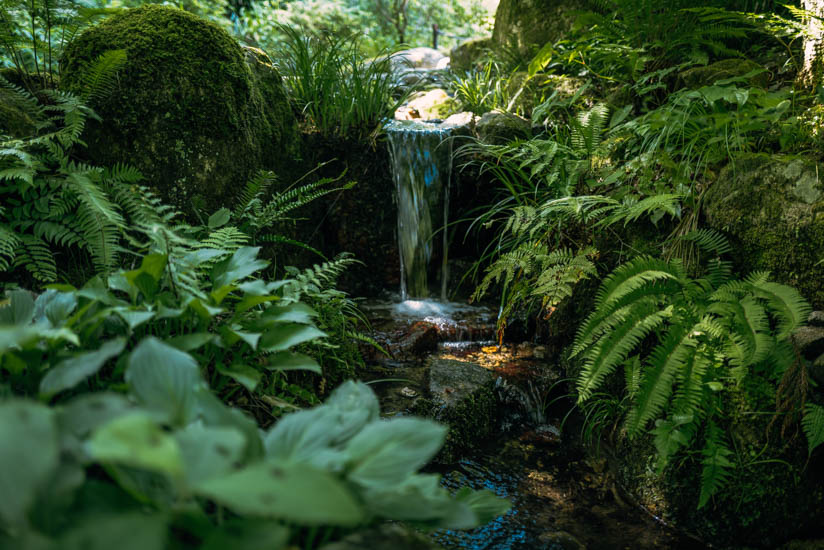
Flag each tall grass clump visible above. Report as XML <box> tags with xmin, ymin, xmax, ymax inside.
<box><xmin>275</xmin><ymin>25</ymin><xmax>407</xmax><ymax>141</ymax></box>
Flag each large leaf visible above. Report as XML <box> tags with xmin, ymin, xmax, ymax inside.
<box><xmin>211</xmin><ymin>247</ymin><xmax>268</xmax><ymax>289</ymax></box>
<box><xmin>265</xmin><ymin>351</ymin><xmax>321</xmax><ymax>374</ymax></box>
<box><xmin>263</xmin><ymin>406</ymin><xmax>345</xmax><ymax>470</ymax></box>
<box><xmin>195</xmin><ymin>461</ymin><xmax>364</xmax><ymax>526</ymax></box>
<box><xmin>0</xmin><ymin>289</ymin><xmax>35</xmax><ymax>325</ymax></box>
<box><xmin>33</xmin><ymin>289</ymin><xmax>77</xmax><ymax>327</ymax></box>
<box><xmin>175</xmin><ymin>422</ymin><xmax>246</xmax><ymax>485</ymax></box>
<box><xmin>125</xmin><ymin>337</ymin><xmax>202</xmax><ymax>425</ymax></box>
<box><xmin>59</xmin><ymin>393</ymin><xmax>135</xmax><ymax>438</ymax></box>
<box><xmin>194</xmin><ymin>387</ymin><xmax>264</xmax><ymax>462</ymax></box>
<box><xmin>259</xmin><ymin>323</ymin><xmax>326</xmax><ymax>352</ymax></box>
<box><xmin>59</xmin><ymin>513</ymin><xmax>167</xmax><ymax>550</ymax></box>
<box><xmin>0</xmin><ymin>401</ymin><xmax>59</xmax><ymax>528</ymax></box>
<box><xmin>88</xmin><ymin>413</ymin><xmax>184</xmax><ymax>479</ymax></box>
<box><xmin>216</xmin><ymin>363</ymin><xmax>262</xmax><ymax>392</ymax></box>
<box><xmin>344</xmin><ymin>417</ymin><xmax>446</xmax><ymax>489</ymax></box>
<box><xmin>261</xmin><ymin>302</ymin><xmax>318</xmax><ymax>325</ymax></box>
<box><xmin>201</xmin><ymin>519</ymin><xmax>288</xmax><ymax>550</ymax></box>
<box><xmin>39</xmin><ymin>338</ymin><xmax>126</xmax><ymax>396</ymax></box>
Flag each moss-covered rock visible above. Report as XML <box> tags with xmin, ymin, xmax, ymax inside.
<box><xmin>475</xmin><ymin>110</ymin><xmax>531</xmax><ymax>144</ymax></box>
<box><xmin>680</xmin><ymin>58</ymin><xmax>770</xmax><ymax>89</ymax></box>
<box><xmin>413</xmin><ymin>358</ymin><xmax>498</xmax><ymax>463</ymax></box>
<box><xmin>491</xmin><ymin>0</ymin><xmax>577</xmax><ymax>61</ymax></box>
<box><xmin>60</xmin><ymin>5</ymin><xmax>298</xmax><ymax>215</ymax></box>
<box><xmin>703</xmin><ymin>154</ymin><xmax>824</xmax><ymax>308</ymax></box>
<box><xmin>449</xmin><ymin>37</ymin><xmax>492</xmax><ymax>73</ymax></box>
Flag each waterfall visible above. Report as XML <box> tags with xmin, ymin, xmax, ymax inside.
<box><xmin>385</xmin><ymin>120</ymin><xmax>454</xmax><ymax>301</ymax></box>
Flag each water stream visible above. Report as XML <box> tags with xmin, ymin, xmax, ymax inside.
<box><xmin>376</xmin><ymin>119</ymin><xmax>704</xmax><ymax>550</ymax></box>
<box><xmin>386</xmin><ymin>119</ymin><xmax>454</xmax><ymax>301</ymax></box>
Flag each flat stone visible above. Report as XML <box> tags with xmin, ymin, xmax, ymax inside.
<box><xmin>429</xmin><ymin>357</ymin><xmax>494</xmax><ymax>408</ymax></box>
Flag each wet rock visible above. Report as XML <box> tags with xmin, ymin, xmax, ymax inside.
<box><xmin>414</xmin><ymin>358</ymin><xmax>498</xmax><ymax>462</ymax></box>
<box><xmin>395</xmin><ymin>321</ymin><xmax>439</xmax><ymax>358</ymax></box>
<box><xmin>476</xmin><ymin>110</ymin><xmax>531</xmax><ymax>144</ymax></box>
<box><xmin>792</xmin><ymin>326</ymin><xmax>824</xmax><ymax>360</ymax></box>
<box><xmin>540</xmin><ymin>531</ymin><xmax>587</xmax><ymax>550</ymax></box>
<box><xmin>533</xmin><ymin>345</ymin><xmax>548</xmax><ymax>359</ymax></box>
<box><xmin>319</xmin><ymin>523</ymin><xmax>443</xmax><ymax>550</ymax></box>
<box><xmin>429</xmin><ymin>358</ymin><xmax>493</xmax><ymax>407</ymax></box>
<box><xmin>395</xmin><ymin>88</ymin><xmax>459</xmax><ymax>121</ymax></box>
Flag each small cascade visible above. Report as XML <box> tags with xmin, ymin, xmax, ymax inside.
<box><xmin>385</xmin><ymin>119</ymin><xmax>454</xmax><ymax>301</ymax></box>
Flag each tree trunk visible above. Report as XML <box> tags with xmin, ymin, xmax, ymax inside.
<box><xmin>802</xmin><ymin>0</ymin><xmax>824</xmax><ymax>85</ymax></box>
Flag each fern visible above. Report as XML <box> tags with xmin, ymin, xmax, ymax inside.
<box><xmin>574</xmin><ymin>250</ymin><xmax>811</xmax><ymax>507</ymax></box>
<box><xmin>802</xmin><ymin>404</ymin><xmax>824</xmax><ymax>455</ymax></box>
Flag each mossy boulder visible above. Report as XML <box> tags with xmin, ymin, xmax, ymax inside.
<box><xmin>413</xmin><ymin>358</ymin><xmax>498</xmax><ymax>463</ymax></box>
<box><xmin>475</xmin><ymin>110</ymin><xmax>531</xmax><ymax>144</ymax></box>
<box><xmin>491</xmin><ymin>0</ymin><xmax>577</xmax><ymax>60</ymax></box>
<box><xmin>60</xmin><ymin>5</ymin><xmax>298</xmax><ymax>215</ymax></box>
<box><xmin>680</xmin><ymin>58</ymin><xmax>770</xmax><ymax>89</ymax></box>
<box><xmin>703</xmin><ymin>154</ymin><xmax>824</xmax><ymax>308</ymax></box>
<box><xmin>449</xmin><ymin>37</ymin><xmax>492</xmax><ymax>73</ymax></box>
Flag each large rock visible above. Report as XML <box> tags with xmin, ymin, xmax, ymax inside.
<box><xmin>492</xmin><ymin>0</ymin><xmax>577</xmax><ymax>60</ymax></box>
<box><xmin>704</xmin><ymin>154</ymin><xmax>824</xmax><ymax>308</ymax></box>
<box><xmin>450</xmin><ymin>37</ymin><xmax>492</xmax><ymax>73</ymax></box>
<box><xmin>414</xmin><ymin>358</ymin><xmax>498</xmax><ymax>462</ymax></box>
<box><xmin>476</xmin><ymin>110</ymin><xmax>531</xmax><ymax>143</ymax></box>
<box><xmin>60</xmin><ymin>5</ymin><xmax>298</xmax><ymax>215</ymax></box>
<box><xmin>395</xmin><ymin>88</ymin><xmax>460</xmax><ymax>121</ymax></box>
<box><xmin>680</xmin><ymin>58</ymin><xmax>770</xmax><ymax>89</ymax></box>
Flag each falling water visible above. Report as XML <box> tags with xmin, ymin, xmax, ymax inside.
<box><xmin>385</xmin><ymin>119</ymin><xmax>454</xmax><ymax>301</ymax></box>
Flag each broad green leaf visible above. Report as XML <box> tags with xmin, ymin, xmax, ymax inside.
<box><xmin>265</xmin><ymin>351</ymin><xmax>321</xmax><ymax>374</ymax></box>
<box><xmin>0</xmin><ymin>289</ymin><xmax>35</xmax><ymax>325</ymax></box>
<box><xmin>324</xmin><ymin>381</ymin><xmax>380</xmax><ymax>443</ymax></box>
<box><xmin>211</xmin><ymin>247</ymin><xmax>268</xmax><ymax>289</ymax></box>
<box><xmin>259</xmin><ymin>323</ymin><xmax>326</xmax><ymax>352</ymax></box>
<box><xmin>216</xmin><ymin>363</ymin><xmax>262</xmax><ymax>392</ymax></box>
<box><xmin>0</xmin><ymin>401</ymin><xmax>58</xmax><ymax>528</ymax></box>
<box><xmin>237</xmin><ymin>279</ymin><xmax>289</xmax><ymax>296</ymax></box>
<box><xmin>167</xmin><ymin>333</ymin><xmax>216</xmax><ymax>352</ymax></box>
<box><xmin>261</xmin><ymin>302</ymin><xmax>318</xmax><ymax>325</ymax></box>
<box><xmin>59</xmin><ymin>393</ymin><xmax>135</xmax><ymax>438</ymax></box>
<box><xmin>183</xmin><ymin>248</ymin><xmax>229</xmax><ymax>268</ymax></box>
<box><xmin>201</xmin><ymin>519</ymin><xmax>288</xmax><ymax>550</ymax></box>
<box><xmin>115</xmin><ymin>309</ymin><xmax>156</xmax><ymax>330</ymax></box>
<box><xmin>33</xmin><ymin>290</ymin><xmax>77</xmax><ymax>327</ymax></box>
<box><xmin>125</xmin><ymin>254</ymin><xmax>167</xmax><ymax>300</ymax></box>
<box><xmin>126</xmin><ymin>337</ymin><xmax>202</xmax><ymax>425</ymax></box>
<box><xmin>39</xmin><ymin>338</ymin><xmax>127</xmax><ymax>396</ymax></box>
<box><xmin>194</xmin><ymin>387</ymin><xmax>264</xmax><ymax>462</ymax></box>
<box><xmin>263</xmin><ymin>407</ymin><xmax>344</xmax><ymax>468</ymax></box>
<box><xmin>195</xmin><ymin>461</ymin><xmax>364</xmax><ymax>526</ymax></box>
<box><xmin>59</xmin><ymin>512</ymin><xmax>167</xmax><ymax>550</ymax></box>
<box><xmin>187</xmin><ymin>298</ymin><xmax>223</xmax><ymax>321</ymax></box>
<box><xmin>208</xmin><ymin>208</ymin><xmax>231</xmax><ymax>229</ymax></box>
<box><xmin>0</xmin><ymin>326</ymin><xmax>77</xmax><ymax>354</ymax></box>
<box><xmin>345</xmin><ymin>417</ymin><xmax>446</xmax><ymax>489</ymax></box>
<box><xmin>88</xmin><ymin>413</ymin><xmax>184</xmax><ymax>479</ymax></box>
<box><xmin>175</xmin><ymin>422</ymin><xmax>246</xmax><ymax>485</ymax></box>
<box><xmin>210</xmin><ymin>284</ymin><xmax>236</xmax><ymax>305</ymax></box>
<box><xmin>236</xmin><ymin>294</ymin><xmax>279</xmax><ymax>314</ymax></box>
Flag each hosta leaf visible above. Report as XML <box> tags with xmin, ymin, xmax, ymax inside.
<box><xmin>261</xmin><ymin>302</ymin><xmax>318</xmax><ymax>325</ymax></box>
<box><xmin>345</xmin><ymin>417</ymin><xmax>446</xmax><ymax>489</ymax></box>
<box><xmin>126</xmin><ymin>337</ymin><xmax>201</xmax><ymax>426</ymax></box>
<box><xmin>88</xmin><ymin>413</ymin><xmax>184</xmax><ymax>479</ymax></box>
<box><xmin>265</xmin><ymin>351</ymin><xmax>321</xmax><ymax>374</ymax></box>
<box><xmin>216</xmin><ymin>363</ymin><xmax>262</xmax><ymax>392</ymax></box>
<box><xmin>211</xmin><ymin>247</ymin><xmax>268</xmax><ymax>288</ymax></box>
<box><xmin>115</xmin><ymin>309</ymin><xmax>156</xmax><ymax>330</ymax></box>
<box><xmin>39</xmin><ymin>338</ymin><xmax>126</xmax><ymax>396</ymax></box>
<box><xmin>59</xmin><ymin>512</ymin><xmax>167</xmax><ymax>550</ymax></box>
<box><xmin>175</xmin><ymin>422</ymin><xmax>246</xmax><ymax>485</ymax></box>
<box><xmin>59</xmin><ymin>393</ymin><xmax>135</xmax><ymax>438</ymax></box>
<box><xmin>0</xmin><ymin>401</ymin><xmax>58</xmax><ymax>528</ymax></box>
<box><xmin>259</xmin><ymin>323</ymin><xmax>326</xmax><ymax>352</ymax></box>
<box><xmin>166</xmin><ymin>333</ymin><xmax>216</xmax><ymax>352</ymax></box>
<box><xmin>0</xmin><ymin>289</ymin><xmax>35</xmax><ymax>325</ymax></box>
<box><xmin>201</xmin><ymin>519</ymin><xmax>289</xmax><ymax>550</ymax></box>
<box><xmin>208</xmin><ymin>208</ymin><xmax>231</xmax><ymax>229</ymax></box>
<box><xmin>195</xmin><ymin>461</ymin><xmax>364</xmax><ymax>526</ymax></box>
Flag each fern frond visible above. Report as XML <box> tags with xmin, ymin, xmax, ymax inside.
<box><xmin>14</xmin><ymin>234</ymin><xmax>57</xmax><ymax>282</ymax></box>
<box><xmin>802</xmin><ymin>404</ymin><xmax>824</xmax><ymax>455</ymax></box>
<box><xmin>748</xmin><ymin>278</ymin><xmax>811</xmax><ymax>339</ymax></box>
<box><xmin>698</xmin><ymin>421</ymin><xmax>734</xmax><ymax>509</ymax></box>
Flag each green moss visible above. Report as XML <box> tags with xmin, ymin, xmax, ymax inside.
<box><xmin>450</xmin><ymin>37</ymin><xmax>492</xmax><ymax>73</ymax></box>
<box><xmin>60</xmin><ymin>5</ymin><xmax>297</xmax><ymax>215</ymax></box>
<box><xmin>704</xmin><ymin>154</ymin><xmax>824</xmax><ymax>308</ymax></box>
<box><xmin>413</xmin><ymin>382</ymin><xmax>498</xmax><ymax>463</ymax></box>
